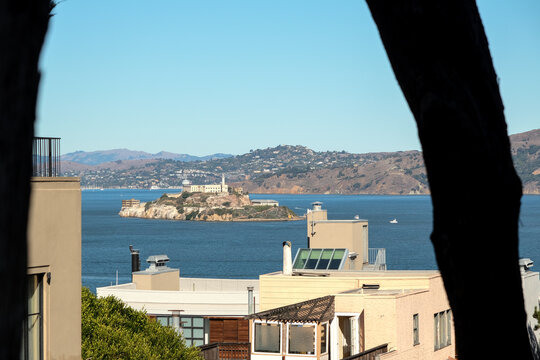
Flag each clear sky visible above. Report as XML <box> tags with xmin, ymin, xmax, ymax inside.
<box><xmin>37</xmin><ymin>0</ymin><xmax>540</xmax><ymax>156</ymax></box>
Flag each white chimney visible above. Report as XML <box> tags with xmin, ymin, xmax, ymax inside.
<box><xmin>283</xmin><ymin>241</ymin><xmax>292</xmax><ymax>275</ymax></box>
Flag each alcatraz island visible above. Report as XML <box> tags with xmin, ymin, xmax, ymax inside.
<box><xmin>119</xmin><ymin>175</ymin><xmax>302</xmax><ymax>222</ymax></box>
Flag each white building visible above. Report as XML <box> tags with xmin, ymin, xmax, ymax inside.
<box><xmin>97</xmin><ymin>254</ymin><xmax>258</xmax><ymax>347</ymax></box>
<box><xmin>183</xmin><ymin>174</ymin><xmax>229</xmax><ymax>194</ymax></box>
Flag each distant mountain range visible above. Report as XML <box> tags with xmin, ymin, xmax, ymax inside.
<box><xmin>61</xmin><ymin>149</ymin><xmax>233</xmax><ymax>165</ymax></box>
<box><xmin>61</xmin><ymin>129</ymin><xmax>540</xmax><ymax>194</ymax></box>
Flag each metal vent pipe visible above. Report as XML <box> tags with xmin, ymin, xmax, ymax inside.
<box><xmin>283</xmin><ymin>241</ymin><xmax>292</xmax><ymax>276</ymax></box>
<box><xmin>129</xmin><ymin>245</ymin><xmax>140</xmax><ymax>276</ymax></box>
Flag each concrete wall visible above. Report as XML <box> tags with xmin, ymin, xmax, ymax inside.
<box><xmin>521</xmin><ymin>270</ymin><xmax>540</xmax><ymax>340</ymax></box>
<box><xmin>179</xmin><ymin>277</ymin><xmax>260</xmax><ymax>292</ymax></box>
<box><xmin>27</xmin><ymin>177</ymin><xmax>81</xmax><ymax>360</ymax></box>
<box><xmin>97</xmin><ymin>286</ymin><xmax>259</xmax><ymax>316</ymax></box>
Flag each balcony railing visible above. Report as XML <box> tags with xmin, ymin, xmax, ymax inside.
<box><xmin>366</xmin><ymin>248</ymin><xmax>387</xmax><ymax>271</ymax></box>
<box><xmin>199</xmin><ymin>342</ymin><xmax>250</xmax><ymax>360</ymax></box>
<box><xmin>33</xmin><ymin>137</ymin><xmax>61</xmax><ymax>177</ymax></box>
<box><xmin>341</xmin><ymin>343</ymin><xmax>388</xmax><ymax>360</ymax></box>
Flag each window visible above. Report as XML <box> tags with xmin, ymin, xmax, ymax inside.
<box><xmin>154</xmin><ymin>315</ymin><xmax>206</xmax><ymax>346</ymax></box>
<box><xmin>157</xmin><ymin>316</ymin><xmax>172</xmax><ymax>327</ymax></box>
<box><xmin>320</xmin><ymin>323</ymin><xmax>328</xmax><ymax>354</ymax></box>
<box><xmin>292</xmin><ymin>248</ymin><xmax>349</xmax><ymax>270</ymax></box>
<box><xmin>254</xmin><ymin>322</ymin><xmax>281</xmax><ymax>353</ymax></box>
<box><xmin>446</xmin><ymin>310</ymin><xmax>452</xmax><ymax>346</ymax></box>
<box><xmin>413</xmin><ymin>314</ymin><xmax>419</xmax><ymax>346</ymax></box>
<box><xmin>181</xmin><ymin>317</ymin><xmax>205</xmax><ymax>346</ymax></box>
<box><xmin>288</xmin><ymin>324</ymin><xmax>316</xmax><ymax>355</ymax></box>
<box><xmin>22</xmin><ymin>274</ymin><xmax>43</xmax><ymax>360</ymax></box>
<box><xmin>434</xmin><ymin>309</ymin><xmax>452</xmax><ymax>350</ymax></box>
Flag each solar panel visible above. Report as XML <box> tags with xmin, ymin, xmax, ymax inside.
<box><xmin>292</xmin><ymin>248</ymin><xmax>349</xmax><ymax>270</ymax></box>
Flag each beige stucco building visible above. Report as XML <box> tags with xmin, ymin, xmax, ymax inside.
<box><xmin>250</xmin><ymin>270</ymin><xmax>455</xmax><ymax>360</ymax></box>
<box><xmin>247</xmin><ymin>202</ymin><xmax>455</xmax><ymax>360</ymax></box>
<box><xmin>26</xmin><ymin>177</ymin><xmax>81</xmax><ymax>360</ymax></box>
<box><xmin>298</xmin><ymin>202</ymin><xmax>385</xmax><ymax>272</ymax></box>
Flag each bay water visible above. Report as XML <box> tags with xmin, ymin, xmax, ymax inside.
<box><xmin>83</xmin><ymin>190</ymin><xmax>540</xmax><ymax>291</ymax></box>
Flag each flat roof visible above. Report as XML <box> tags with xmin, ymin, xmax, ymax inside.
<box><xmin>31</xmin><ymin>177</ymin><xmax>80</xmax><ymax>182</ymax></box>
<box><xmin>313</xmin><ymin>219</ymin><xmax>368</xmax><ymax>224</ymax></box>
<box><xmin>132</xmin><ymin>268</ymin><xmax>178</xmax><ymax>275</ymax></box>
<box><xmin>262</xmin><ymin>269</ymin><xmax>440</xmax><ymax>279</ymax></box>
<box><xmin>338</xmin><ymin>288</ymin><xmax>427</xmax><ymax>296</ymax></box>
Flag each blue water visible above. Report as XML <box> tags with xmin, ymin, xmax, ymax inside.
<box><xmin>82</xmin><ymin>190</ymin><xmax>540</xmax><ymax>291</ymax></box>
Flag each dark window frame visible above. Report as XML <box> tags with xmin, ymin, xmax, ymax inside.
<box><xmin>154</xmin><ymin>315</ymin><xmax>206</xmax><ymax>346</ymax></box>
<box><xmin>413</xmin><ymin>313</ymin><xmax>419</xmax><ymax>346</ymax></box>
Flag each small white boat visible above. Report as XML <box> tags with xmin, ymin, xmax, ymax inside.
<box><xmin>389</xmin><ymin>218</ymin><xmax>398</xmax><ymax>224</ymax></box>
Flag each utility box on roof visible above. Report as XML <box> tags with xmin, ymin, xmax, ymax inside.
<box><xmin>132</xmin><ymin>254</ymin><xmax>180</xmax><ymax>291</ymax></box>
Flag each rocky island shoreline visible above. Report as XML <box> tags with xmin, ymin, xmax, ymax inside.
<box><xmin>119</xmin><ymin>191</ymin><xmax>302</xmax><ymax>222</ymax></box>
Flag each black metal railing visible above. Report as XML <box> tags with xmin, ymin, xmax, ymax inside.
<box><xmin>341</xmin><ymin>343</ymin><xmax>388</xmax><ymax>360</ymax></box>
<box><xmin>32</xmin><ymin>137</ymin><xmax>61</xmax><ymax>177</ymax></box>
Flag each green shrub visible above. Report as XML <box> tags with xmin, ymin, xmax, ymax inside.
<box><xmin>181</xmin><ymin>192</ymin><xmax>192</xmax><ymax>199</ymax></box>
<box><xmin>214</xmin><ymin>208</ymin><xmax>232</xmax><ymax>216</ymax></box>
<box><xmin>82</xmin><ymin>287</ymin><xmax>200</xmax><ymax>360</ymax></box>
<box><xmin>185</xmin><ymin>211</ymin><xmax>199</xmax><ymax>221</ymax></box>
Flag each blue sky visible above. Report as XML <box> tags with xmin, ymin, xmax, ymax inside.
<box><xmin>37</xmin><ymin>0</ymin><xmax>540</xmax><ymax>156</ymax></box>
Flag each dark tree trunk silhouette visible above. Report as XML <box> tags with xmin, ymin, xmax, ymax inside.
<box><xmin>0</xmin><ymin>1</ymin><xmax>52</xmax><ymax>358</ymax></box>
<box><xmin>365</xmin><ymin>1</ymin><xmax>535</xmax><ymax>358</ymax></box>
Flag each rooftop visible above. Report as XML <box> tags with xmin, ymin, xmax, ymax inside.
<box><xmin>262</xmin><ymin>269</ymin><xmax>440</xmax><ymax>279</ymax></box>
<box><xmin>312</xmin><ymin>219</ymin><xmax>368</xmax><ymax>223</ymax></box>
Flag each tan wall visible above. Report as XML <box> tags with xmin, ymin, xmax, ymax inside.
<box><xmin>133</xmin><ymin>269</ymin><xmax>180</xmax><ymax>290</ymax></box>
<box><xmin>306</xmin><ymin>209</ymin><xmax>327</xmax><ymax>225</ymax></box>
<box><xmin>373</xmin><ymin>277</ymin><xmax>455</xmax><ymax>360</ymax></box>
<box><xmin>258</xmin><ymin>272</ymin><xmax>434</xmax><ymax>311</ymax></box>
<box><xmin>27</xmin><ymin>177</ymin><xmax>81</xmax><ymax>360</ymax></box>
<box><xmin>258</xmin><ymin>272</ymin><xmax>456</xmax><ymax>359</ymax></box>
<box><xmin>306</xmin><ymin>210</ymin><xmax>368</xmax><ymax>269</ymax></box>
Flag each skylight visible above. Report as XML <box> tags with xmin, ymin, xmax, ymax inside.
<box><xmin>292</xmin><ymin>248</ymin><xmax>348</xmax><ymax>270</ymax></box>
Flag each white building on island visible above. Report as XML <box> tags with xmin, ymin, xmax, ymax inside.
<box><xmin>183</xmin><ymin>174</ymin><xmax>229</xmax><ymax>194</ymax></box>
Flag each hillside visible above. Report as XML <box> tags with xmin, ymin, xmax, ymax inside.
<box><xmin>63</xmin><ymin>129</ymin><xmax>540</xmax><ymax>194</ymax></box>
<box><xmin>510</xmin><ymin>129</ymin><xmax>540</xmax><ymax>194</ymax></box>
<box><xmin>62</xmin><ymin>149</ymin><xmax>232</xmax><ymax>165</ymax></box>
<box><xmin>233</xmin><ymin>151</ymin><xmax>428</xmax><ymax>195</ymax></box>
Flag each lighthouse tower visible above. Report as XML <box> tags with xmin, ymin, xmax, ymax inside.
<box><xmin>221</xmin><ymin>174</ymin><xmax>228</xmax><ymax>193</ymax></box>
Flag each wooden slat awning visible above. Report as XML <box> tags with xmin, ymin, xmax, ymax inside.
<box><xmin>245</xmin><ymin>295</ymin><xmax>334</xmax><ymax>323</ymax></box>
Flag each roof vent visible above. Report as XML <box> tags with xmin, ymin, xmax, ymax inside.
<box><xmin>311</xmin><ymin>201</ymin><xmax>323</xmax><ymax>211</ymax></box>
<box><xmin>362</xmin><ymin>284</ymin><xmax>380</xmax><ymax>290</ymax></box>
<box><xmin>146</xmin><ymin>255</ymin><xmax>170</xmax><ymax>271</ymax></box>
<box><xmin>519</xmin><ymin>258</ymin><xmax>534</xmax><ymax>273</ymax></box>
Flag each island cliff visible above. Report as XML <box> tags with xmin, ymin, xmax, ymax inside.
<box><xmin>119</xmin><ymin>191</ymin><xmax>301</xmax><ymax>221</ymax></box>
